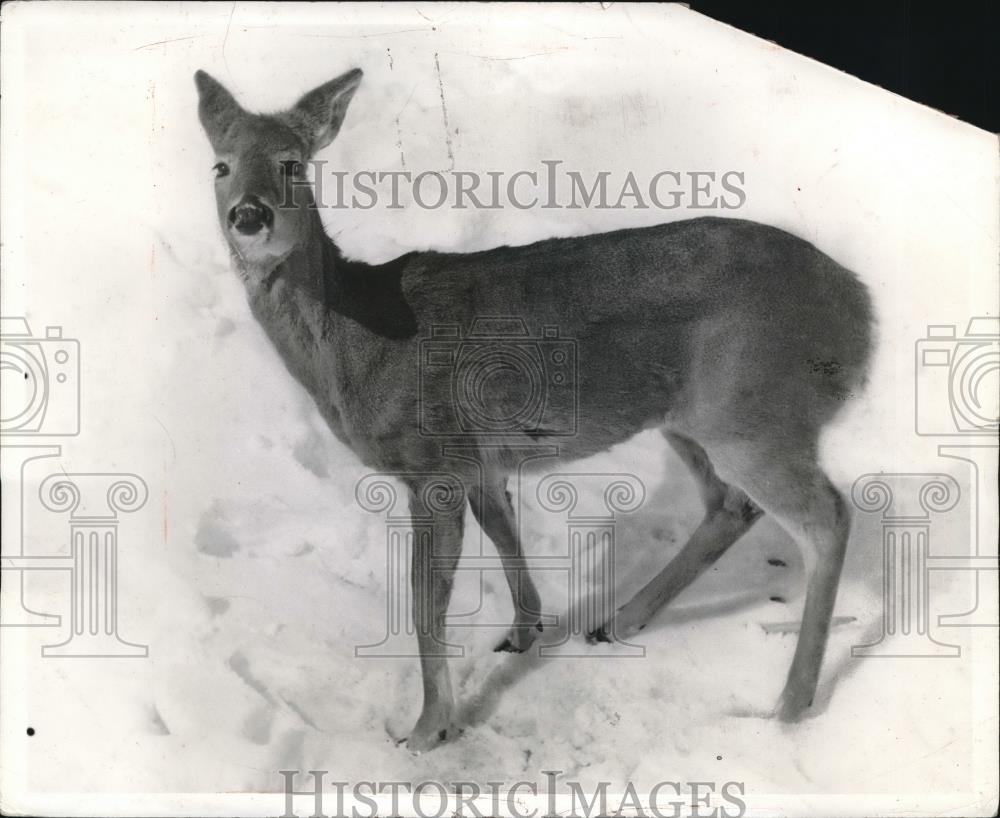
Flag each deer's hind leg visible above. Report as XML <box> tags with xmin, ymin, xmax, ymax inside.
<box><xmin>468</xmin><ymin>472</ymin><xmax>544</xmax><ymax>653</ymax></box>
<box><xmin>588</xmin><ymin>431</ymin><xmax>763</xmax><ymax>643</ymax></box>
<box><xmin>702</xmin><ymin>436</ymin><xmax>851</xmax><ymax>721</ymax></box>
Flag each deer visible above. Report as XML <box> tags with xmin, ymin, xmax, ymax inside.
<box><xmin>194</xmin><ymin>66</ymin><xmax>874</xmax><ymax>753</ymax></box>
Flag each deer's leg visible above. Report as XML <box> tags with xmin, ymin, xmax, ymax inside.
<box><xmin>704</xmin><ymin>438</ymin><xmax>850</xmax><ymax>721</ymax></box>
<box><xmin>588</xmin><ymin>432</ymin><xmax>763</xmax><ymax>643</ymax></box>
<box><xmin>468</xmin><ymin>474</ymin><xmax>543</xmax><ymax>652</ymax></box>
<box><xmin>406</xmin><ymin>482</ymin><xmax>464</xmax><ymax>753</ymax></box>
<box><xmin>759</xmin><ymin>472</ymin><xmax>849</xmax><ymax>721</ymax></box>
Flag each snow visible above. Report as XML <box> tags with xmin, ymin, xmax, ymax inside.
<box><xmin>1</xmin><ymin>3</ymin><xmax>996</xmax><ymax>816</ymax></box>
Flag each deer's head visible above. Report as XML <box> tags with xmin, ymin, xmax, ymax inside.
<box><xmin>194</xmin><ymin>68</ymin><xmax>362</xmax><ymax>271</ymax></box>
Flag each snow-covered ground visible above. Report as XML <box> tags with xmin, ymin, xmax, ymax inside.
<box><xmin>1</xmin><ymin>4</ymin><xmax>997</xmax><ymax>816</ymax></box>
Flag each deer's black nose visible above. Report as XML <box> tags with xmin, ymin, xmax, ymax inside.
<box><xmin>228</xmin><ymin>196</ymin><xmax>273</xmax><ymax>236</ymax></box>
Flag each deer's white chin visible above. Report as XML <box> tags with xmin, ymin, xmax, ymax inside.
<box><xmin>228</xmin><ymin>229</ymin><xmax>293</xmax><ymax>266</ymax></box>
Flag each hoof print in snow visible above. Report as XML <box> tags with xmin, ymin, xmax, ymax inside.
<box><xmin>204</xmin><ymin>596</ymin><xmax>231</xmax><ymax>617</ymax></box>
<box><xmin>194</xmin><ymin>501</ymin><xmax>241</xmax><ymax>557</ymax></box>
<box><xmin>767</xmin><ymin>558</ymin><xmax>788</xmax><ymax>567</ymax></box>
<box><xmin>148</xmin><ymin>705</ymin><xmax>170</xmax><ymax>736</ymax></box>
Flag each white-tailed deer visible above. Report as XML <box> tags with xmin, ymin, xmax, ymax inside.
<box><xmin>195</xmin><ymin>67</ymin><xmax>873</xmax><ymax>752</ymax></box>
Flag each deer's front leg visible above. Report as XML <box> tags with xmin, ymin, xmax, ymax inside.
<box><xmin>406</xmin><ymin>483</ymin><xmax>464</xmax><ymax>753</ymax></box>
<box><xmin>468</xmin><ymin>475</ymin><xmax>543</xmax><ymax>653</ymax></box>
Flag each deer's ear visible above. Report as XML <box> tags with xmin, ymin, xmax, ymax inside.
<box><xmin>284</xmin><ymin>68</ymin><xmax>363</xmax><ymax>155</ymax></box>
<box><xmin>194</xmin><ymin>70</ymin><xmax>243</xmax><ymax>147</ymax></box>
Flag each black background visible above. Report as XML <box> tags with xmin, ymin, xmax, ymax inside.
<box><xmin>689</xmin><ymin>1</ymin><xmax>998</xmax><ymax>133</ymax></box>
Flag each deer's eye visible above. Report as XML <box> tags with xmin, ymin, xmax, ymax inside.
<box><xmin>280</xmin><ymin>160</ymin><xmax>305</xmax><ymax>178</ymax></box>
<box><xmin>213</xmin><ymin>162</ymin><xmax>230</xmax><ymax>179</ymax></box>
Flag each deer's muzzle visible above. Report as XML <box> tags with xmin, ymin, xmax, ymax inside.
<box><xmin>228</xmin><ymin>196</ymin><xmax>274</xmax><ymax>236</ymax></box>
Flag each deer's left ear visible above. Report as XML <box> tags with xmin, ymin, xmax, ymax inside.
<box><xmin>194</xmin><ymin>70</ymin><xmax>245</xmax><ymax>148</ymax></box>
<box><xmin>283</xmin><ymin>68</ymin><xmax>363</xmax><ymax>155</ymax></box>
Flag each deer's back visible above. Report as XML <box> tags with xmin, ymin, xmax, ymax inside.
<box><xmin>388</xmin><ymin>217</ymin><xmax>873</xmax><ymax>464</ymax></box>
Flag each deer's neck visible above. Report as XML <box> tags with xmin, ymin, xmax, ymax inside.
<box><xmin>239</xmin><ymin>208</ymin><xmax>416</xmax><ymax>338</ymax></box>
<box><xmin>236</xmin><ymin>208</ymin><xmax>329</xmax><ymax>309</ymax></box>
<box><xmin>234</xmin><ymin>208</ymin><xmax>417</xmax><ymax>443</ymax></box>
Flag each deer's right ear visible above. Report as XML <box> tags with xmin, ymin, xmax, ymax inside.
<box><xmin>194</xmin><ymin>70</ymin><xmax>243</xmax><ymax>146</ymax></box>
<box><xmin>284</xmin><ymin>68</ymin><xmax>363</xmax><ymax>155</ymax></box>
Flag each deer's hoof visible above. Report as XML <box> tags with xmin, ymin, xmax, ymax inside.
<box><xmin>403</xmin><ymin>702</ymin><xmax>453</xmax><ymax>754</ymax></box>
<box><xmin>494</xmin><ymin>620</ymin><xmax>543</xmax><ymax>653</ymax></box>
<box><xmin>776</xmin><ymin>704</ymin><xmax>805</xmax><ymax>724</ymax></box>
<box><xmin>585</xmin><ymin>625</ymin><xmax>613</xmax><ymax>644</ymax></box>
<box><xmin>587</xmin><ymin>610</ymin><xmax>646</xmax><ymax>644</ymax></box>
<box><xmin>405</xmin><ymin>725</ymin><xmax>449</xmax><ymax>754</ymax></box>
<box><xmin>775</xmin><ymin>689</ymin><xmax>814</xmax><ymax>723</ymax></box>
